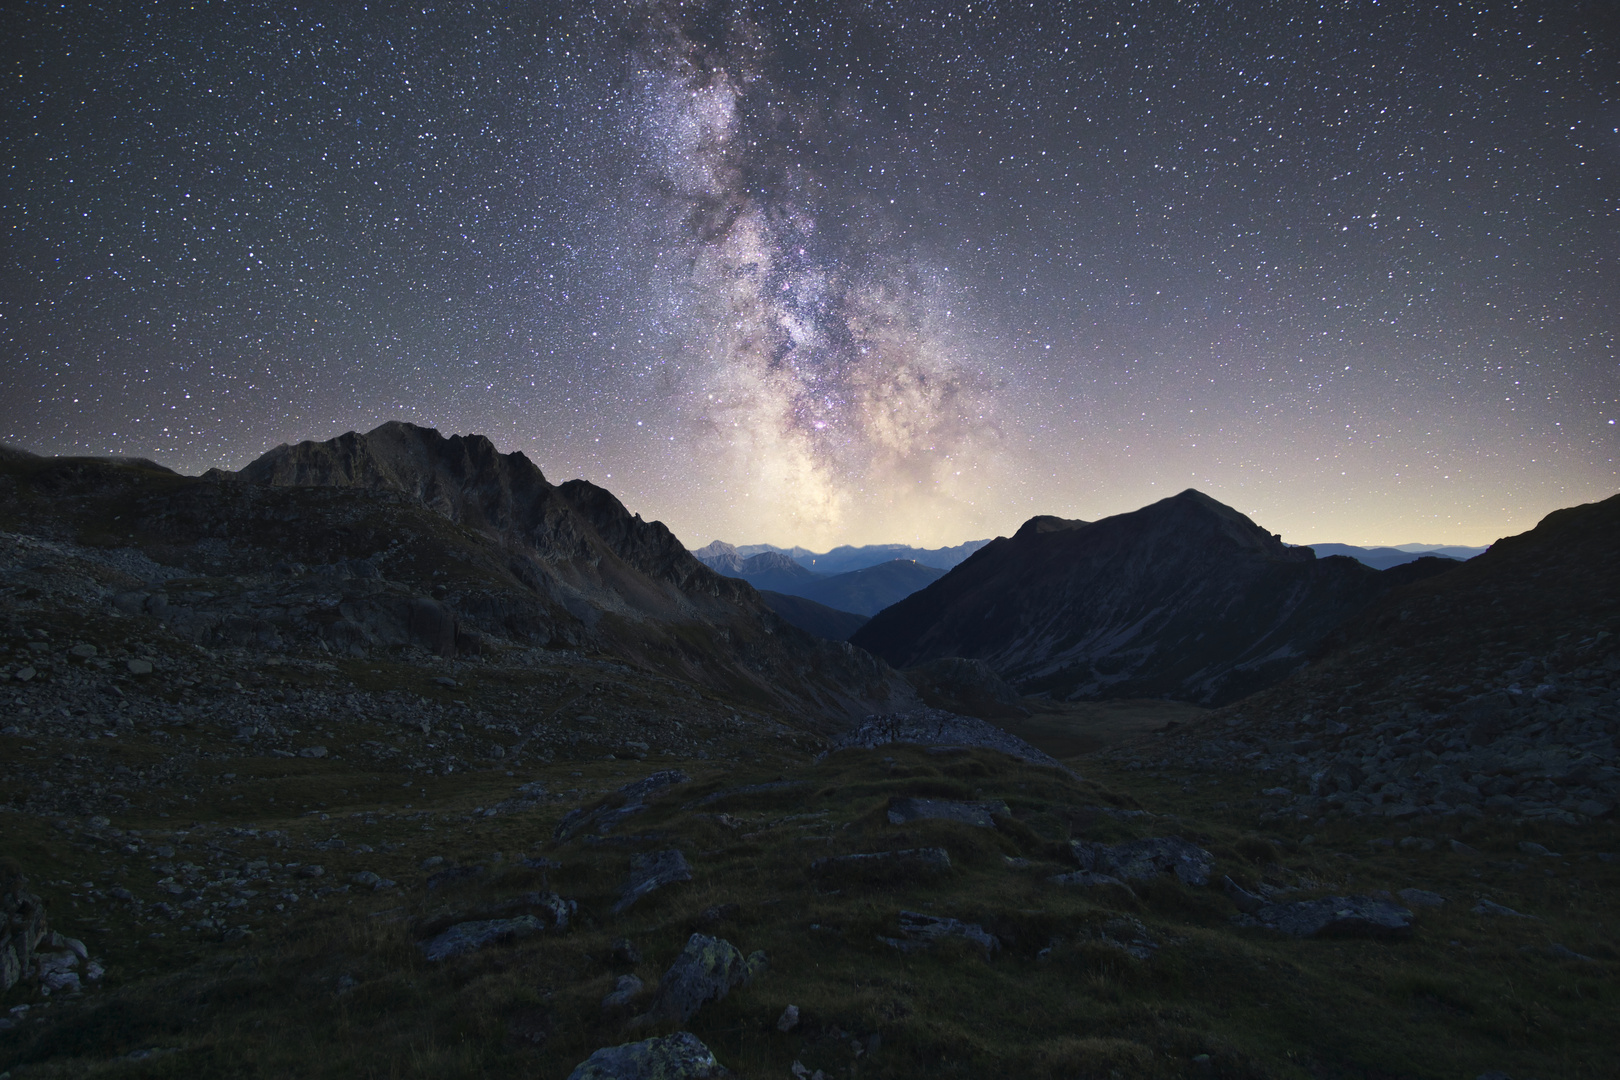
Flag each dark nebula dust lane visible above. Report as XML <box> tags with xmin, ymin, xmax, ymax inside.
<box><xmin>3</xmin><ymin>2</ymin><xmax>1615</xmax><ymax>547</ymax></box>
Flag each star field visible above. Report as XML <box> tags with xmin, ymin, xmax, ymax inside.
<box><xmin>3</xmin><ymin>1</ymin><xmax>1615</xmax><ymax>547</ymax></box>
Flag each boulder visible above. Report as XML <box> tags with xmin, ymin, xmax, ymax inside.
<box><xmin>1235</xmin><ymin>895</ymin><xmax>1413</xmax><ymax>938</ymax></box>
<box><xmin>636</xmin><ymin>933</ymin><xmax>766</xmax><ymax>1025</ymax></box>
<box><xmin>565</xmin><ymin>1031</ymin><xmax>728</xmax><ymax>1080</ymax></box>
<box><xmin>811</xmin><ymin>847</ymin><xmax>952</xmax><ymax>876</ymax></box>
<box><xmin>613</xmin><ymin>850</ymin><xmax>692</xmax><ymax>914</ymax></box>
<box><xmin>420</xmin><ymin>915</ymin><xmax>545</xmax><ymax>961</ymax></box>
<box><xmin>885</xmin><ymin>911</ymin><xmax>1000</xmax><ymax>956</ymax></box>
<box><xmin>886</xmin><ymin>797</ymin><xmax>1007</xmax><ymax>828</ymax></box>
<box><xmin>1069</xmin><ymin>837</ymin><xmax>1214</xmax><ymax>886</ymax></box>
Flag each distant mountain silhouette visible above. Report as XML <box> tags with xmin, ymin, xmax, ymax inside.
<box><xmin>693</xmin><ymin>546</ymin><xmax>948</xmax><ymax>617</ymax></box>
<box><xmin>850</xmin><ymin>489</ymin><xmax>1457</xmax><ymax>706</ymax></box>
<box><xmin>707</xmin><ymin>539</ymin><xmax>992</xmax><ymax>574</ymax></box>
<box><xmin>1303</xmin><ymin>542</ymin><xmax>1485</xmax><ymax>570</ymax></box>
<box><xmin>795</xmin><ymin>559</ymin><xmax>949</xmax><ymax>616</ymax></box>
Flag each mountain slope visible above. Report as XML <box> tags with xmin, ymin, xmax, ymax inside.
<box><xmin>756</xmin><ymin>590</ymin><xmax>870</xmax><ymax>641</ymax></box>
<box><xmin>850</xmin><ymin>489</ymin><xmax>1457</xmax><ymax>706</ymax></box>
<box><xmin>796</xmin><ymin>559</ymin><xmax>948</xmax><ymax>616</ymax></box>
<box><xmin>1159</xmin><ymin>491</ymin><xmax>1620</xmax><ymax>824</ymax></box>
<box><xmin>184</xmin><ymin>422</ymin><xmax>908</xmax><ymax>722</ymax></box>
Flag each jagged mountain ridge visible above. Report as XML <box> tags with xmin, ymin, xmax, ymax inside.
<box><xmin>850</xmin><ymin>489</ymin><xmax>1458</xmax><ymax>706</ymax></box>
<box><xmin>1302</xmin><ymin>542</ymin><xmax>1484</xmax><ymax>570</ymax></box>
<box><xmin>39</xmin><ymin>421</ymin><xmax>902</xmax><ymax>723</ymax></box>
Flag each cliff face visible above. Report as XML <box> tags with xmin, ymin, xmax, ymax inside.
<box><xmin>850</xmin><ymin>489</ymin><xmax>1455</xmax><ymax>706</ymax></box>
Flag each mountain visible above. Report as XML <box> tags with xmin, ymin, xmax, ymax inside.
<box><xmin>702</xmin><ymin>539</ymin><xmax>992</xmax><ymax>574</ymax></box>
<box><xmin>850</xmin><ymin>489</ymin><xmax>1458</xmax><ymax>707</ymax></box>
<box><xmin>795</xmin><ymin>559</ymin><xmax>949</xmax><ymax>617</ymax></box>
<box><xmin>756</xmin><ymin>590</ymin><xmax>870</xmax><ymax>641</ymax></box>
<box><xmin>693</xmin><ymin>547</ymin><xmax>948</xmax><ymax>617</ymax></box>
<box><xmin>1303</xmin><ymin>542</ymin><xmax>1485</xmax><ymax>570</ymax></box>
<box><xmin>1159</xmin><ymin>491</ymin><xmax>1620</xmax><ymax>824</ymax></box>
<box><xmin>12</xmin><ymin>420</ymin><xmax>909</xmax><ymax>724</ymax></box>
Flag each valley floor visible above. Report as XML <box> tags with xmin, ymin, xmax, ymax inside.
<box><xmin>2</xmin><ymin>635</ymin><xmax>1617</xmax><ymax>1080</ymax></box>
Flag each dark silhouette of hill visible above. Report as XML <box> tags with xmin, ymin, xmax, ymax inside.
<box><xmin>756</xmin><ymin>590</ymin><xmax>869</xmax><ymax>641</ymax></box>
<box><xmin>795</xmin><ymin>559</ymin><xmax>948</xmax><ymax>616</ymax></box>
<box><xmin>1304</xmin><ymin>542</ymin><xmax>1482</xmax><ymax>570</ymax></box>
<box><xmin>850</xmin><ymin>489</ymin><xmax>1456</xmax><ymax>706</ymax></box>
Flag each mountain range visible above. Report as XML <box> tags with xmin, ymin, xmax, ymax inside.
<box><xmin>693</xmin><ymin>538</ymin><xmax>991</xmax><ymax>576</ymax></box>
<box><xmin>0</xmin><ymin>422</ymin><xmax>908</xmax><ymax>724</ymax></box>
<box><xmin>1302</xmin><ymin>542</ymin><xmax>1487</xmax><ymax>570</ymax></box>
<box><xmin>690</xmin><ymin>546</ymin><xmax>947</xmax><ymax>618</ymax></box>
<box><xmin>850</xmin><ymin>490</ymin><xmax>1458</xmax><ymax>706</ymax></box>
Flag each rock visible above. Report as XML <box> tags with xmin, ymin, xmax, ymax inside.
<box><xmin>432</xmin><ymin>676</ymin><xmax>458</xmax><ymax>688</ymax></box>
<box><xmin>810</xmin><ymin>847</ymin><xmax>952</xmax><ymax>876</ymax></box>
<box><xmin>1236</xmin><ymin>895</ymin><xmax>1414</xmax><ymax>938</ymax></box>
<box><xmin>296</xmin><ymin>864</ymin><xmax>324</xmax><ymax>878</ymax></box>
<box><xmin>1577</xmin><ymin>799</ymin><xmax>1614</xmax><ymax>818</ymax></box>
<box><xmin>298</xmin><ymin>746</ymin><xmax>328</xmax><ymax>759</ymax></box>
<box><xmin>1472</xmin><ymin>899</ymin><xmax>1535</xmax><ymax>918</ymax></box>
<box><xmin>601</xmin><ymin>974</ymin><xmax>644</xmax><ymax>1011</ymax></box>
<box><xmin>1517</xmin><ymin>841</ymin><xmax>1560</xmax><ymax>857</ymax></box>
<box><xmin>614</xmin><ymin>850</ymin><xmax>692</xmax><ymax>914</ymax></box>
<box><xmin>1449</xmin><ymin>839</ymin><xmax>1483</xmax><ymax>856</ymax></box>
<box><xmin>888</xmin><ymin>910</ymin><xmax>1000</xmax><ymax>956</ymax></box>
<box><xmin>69</xmin><ymin>643</ymin><xmax>97</xmax><ymax>659</ymax></box>
<box><xmin>886</xmin><ymin>797</ymin><xmax>1007</xmax><ymax>828</ymax></box>
<box><xmin>1</xmin><ymin>858</ymin><xmax>50</xmax><ymax>993</ymax></box>
<box><xmin>565</xmin><ymin>1031</ymin><xmax>728</xmax><ymax>1080</ymax></box>
<box><xmin>1397</xmin><ymin>888</ymin><xmax>1446</xmax><ymax>907</ymax></box>
<box><xmin>611</xmin><ymin>938</ymin><xmax>642</xmax><ymax>965</ymax></box>
<box><xmin>13</xmin><ymin>666</ymin><xmax>35</xmax><ymax>682</ymax></box>
<box><xmin>1092</xmin><ymin>915</ymin><xmax>1160</xmax><ymax>960</ymax></box>
<box><xmin>777</xmin><ymin>1004</ymin><xmax>800</xmax><ymax>1032</ymax></box>
<box><xmin>1069</xmin><ymin>837</ymin><xmax>1214</xmax><ymax>886</ymax></box>
<box><xmin>1049</xmin><ymin>870</ymin><xmax>1135</xmax><ymax>893</ymax></box>
<box><xmin>350</xmin><ymin>871</ymin><xmax>396</xmax><ymax>890</ymax></box>
<box><xmin>420</xmin><ymin>915</ymin><xmax>545</xmax><ymax>961</ymax></box>
<box><xmin>823</xmin><ymin>708</ymin><xmax>1074</xmax><ymax>774</ymax></box>
<box><xmin>617</xmin><ymin>769</ymin><xmax>689</xmax><ymax>800</ymax></box>
<box><xmin>1222</xmin><ymin>875</ymin><xmax>1266</xmax><ymax>914</ymax></box>
<box><xmin>636</xmin><ymin>933</ymin><xmax>766</xmax><ymax>1025</ymax></box>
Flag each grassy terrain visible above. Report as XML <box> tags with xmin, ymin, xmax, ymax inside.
<box><xmin>4</xmin><ymin>681</ymin><xmax>1617</xmax><ymax>1079</ymax></box>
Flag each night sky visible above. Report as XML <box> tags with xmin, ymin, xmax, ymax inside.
<box><xmin>4</xmin><ymin>2</ymin><xmax>1616</xmax><ymax>549</ymax></box>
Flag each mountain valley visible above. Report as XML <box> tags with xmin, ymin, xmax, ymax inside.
<box><xmin>0</xmin><ymin>431</ymin><xmax>1615</xmax><ymax>1080</ymax></box>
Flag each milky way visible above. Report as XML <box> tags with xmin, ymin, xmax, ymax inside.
<box><xmin>3</xmin><ymin>2</ymin><xmax>1616</xmax><ymax>546</ymax></box>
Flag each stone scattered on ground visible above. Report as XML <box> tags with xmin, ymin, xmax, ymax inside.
<box><xmin>1233</xmin><ymin>895</ymin><xmax>1414</xmax><ymax>938</ymax></box>
<box><xmin>1049</xmin><ymin>870</ymin><xmax>1134</xmax><ymax>892</ymax></box>
<box><xmin>1091</xmin><ymin>916</ymin><xmax>1161</xmax><ymax>960</ymax></box>
<box><xmin>881</xmin><ymin>911</ymin><xmax>1000</xmax><ymax>957</ymax></box>
<box><xmin>420</xmin><ymin>915</ymin><xmax>545</xmax><ymax>961</ymax></box>
<box><xmin>776</xmin><ymin>1004</ymin><xmax>800</xmax><ymax>1032</ymax></box>
<box><xmin>823</xmin><ymin>708</ymin><xmax>1074</xmax><ymax>773</ymax></box>
<box><xmin>613</xmin><ymin>850</ymin><xmax>692</xmax><ymax>914</ymax></box>
<box><xmin>1069</xmin><ymin>837</ymin><xmax>1215</xmax><ymax>886</ymax></box>
<box><xmin>601</xmin><ymin>974</ymin><xmax>644</xmax><ymax>1011</ymax></box>
<box><xmin>634</xmin><ymin>933</ymin><xmax>766</xmax><ymax>1026</ymax></box>
<box><xmin>1473</xmin><ymin>899</ymin><xmax>1535</xmax><ymax>918</ymax></box>
<box><xmin>556</xmin><ymin>771</ymin><xmax>693</xmax><ymax>840</ymax></box>
<box><xmin>1398</xmin><ymin>887</ymin><xmax>1446</xmax><ymax>907</ymax></box>
<box><xmin>811</xmin><ymin>847</ymin><xmax>953</xmax><ymax>876</ymax></box>
<box><xmin>886</xmin><ymin>796</ymin><xmax>1007</xmax><ymax>828</ymax></box>
<box><xmin>565</xmin><ymin>1031</ymin><xmax>728</xmax><ymax>1080</ymax></box>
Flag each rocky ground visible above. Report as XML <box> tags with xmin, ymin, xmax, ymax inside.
<box><xmin>2</xmin><ymin>479</ymin><xmax>1618</xmax><ymax>1078</ymax></box>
